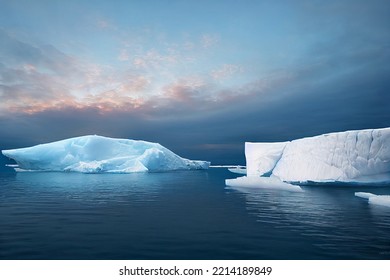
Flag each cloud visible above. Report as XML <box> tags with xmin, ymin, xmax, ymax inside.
<box><xmin>132</xmin><ymin>57</ymin><xmax>147</xmax><ymax>68</ymax></box>
<box><xmin>95</xmin><ymin>18</ymin><xmax>117</xmax><ymax>31</ymax></box>
<box><xmin>0</xmin><ymin>30</ymin><xmax>159</xmax><ymax>114</ymax></box>
<box><xmin>1</xmin><ymin>28</ymin><xmax>237</xmax><ymax>116</ymax></box>
<box><xmin>118</xmin><ymin>49</ymin><xmax>129</xmax><ymax>61</ymax></box>
<box><xmin>1</xmin><ymin>36</ymin><xmax>389</xmax><ymax>164</ymax></box>
<box><xmin>131</xmin><ymin>49</ymin><xmax>179</xmax><ymax>69</ymax></box>
<box><xmin>200</xmin><ymin>34</ymin><xmax>219</xmax><ymax>49</ymax></box>
<box><xmin>97</xmin><ymin>19</ymin><xmax>110</xmax><ymax>29</ymax></box>
<box><xmin>211</xmin><ymin>64</ymin><xmax>243</xmax><ymax>81</ymax></box>
<box><xmin>0</xmin><ymin>30</ymin><xmax>78</xmax><ymax>77</ymax></box>
<box><xmin>1</xmin><ymin>19</ymin><xmax>388</xmax><ymax>121</ymax></box>
<box><xmin>161</xmin><ymin>76</ymin><xmax>210</xmax><ymax>105</ymax></box>
<box><xmin>1</xmin><ymin>63</ymin><xmax>389</xmax><ymax>165</ymax></box>
<box><xmin>183</xmin><ymin>41</ymin><xmax>195</xmax><ymax>51</ymax></box>
<box><xmin>1</xmin><ymin>0</ymin><xmax>389</xmax><ymax>168</ymax></box>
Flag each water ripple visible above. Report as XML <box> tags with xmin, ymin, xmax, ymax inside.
<box><xmin>1</xmin><ymin>170</ymin><xmax>390</xmax><ymax>259</ymax></box>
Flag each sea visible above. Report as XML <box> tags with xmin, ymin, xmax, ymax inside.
<box><xmin>0</xmin><ymin>168</ymin><xmax>390</xmax><ymax>260</ymax></box>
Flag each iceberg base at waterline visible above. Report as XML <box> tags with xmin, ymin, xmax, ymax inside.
<box><xmin>355</xmin><ymin>192</ymin><xmax>390</xmax><ymax>208</ymax></box>
<box><xmin>2</xmin><ymin>135</ymin><xmax>210</xmax><ymax>173</ymax></box>
<box><xmin>228</xmin><ymin>166</ymin><xmax>247</xmax><ymax>175</ymax></box>
<box><xmin>226</xmin><ymin>176</ymin><xmax>303</xmax><ymax>192</ymax></box>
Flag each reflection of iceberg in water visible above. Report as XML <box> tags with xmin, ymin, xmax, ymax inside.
<box><xmin>12</xmin><ymin>172</ymin><xmax>168</xmax><ymax>204</ymax></box>
<box><xmin>226</xmin><ymin>185</ymin><xmax>307</xmax><ymax>227</ymax></box>
<box><xmin>227</xmin><ymin>184</ymin><xmax>390</xmax><ymax>257</ymax></box>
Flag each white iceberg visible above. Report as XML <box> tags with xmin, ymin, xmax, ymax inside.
<box><xmin>226</xmin><ymin>176</ymin><xmax>303</xmax><ymax>192</ymax></box>
<box><xmin>245</xmin><ymin>128</ymin><xmax>390</xmax><ymax>184</ymax></box>
<box><xmin>355</xmin><ymin>192</ymin><xmax>390</xmax><ymax>208</ymax></box>
<box><xmin>245</xmin><ymin>142</ymin><xmax>287</xmax><ymax>176</ymax></box>
<box><xmin>2</xmin><ymin>135</ymin><xmax>210</xmax><ymax>173</ymax></box>
<box><xmin>228</xmin><ymin>166</ymin><xmax>247</xmax><ymax>175</ymax></box>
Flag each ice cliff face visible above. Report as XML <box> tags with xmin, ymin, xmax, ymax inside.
<box><xmin>246</xmin><ymin>128</ymin><xmax>390</xmax><ymax>184</ymax></box>
<box><xmin>2</xmin><ymin>135</ymin><xmax>210</xmax><ymax>173</ymax></box>
<box><xmin>245</xmin><ymin>142</ymin><xmax>288</xmax><ymax>177</ymax></box>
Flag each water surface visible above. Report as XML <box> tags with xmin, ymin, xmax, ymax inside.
<box><xmin>0</xmin><ymin>169</ymin><xmax>389</xmax><ymax>259</ymax></box>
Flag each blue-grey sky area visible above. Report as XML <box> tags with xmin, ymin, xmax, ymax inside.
<box><xmin>0</xmin><ymin>0</ymin><xmax>389</xmax><ymax>169</ymax></box>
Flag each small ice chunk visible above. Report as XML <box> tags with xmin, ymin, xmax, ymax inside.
<box><xmin>225</xmin><ymin>176</ymin><xmax>303</xmax><ymax>192</ymax></box>
<box><xmin>355</xmin><ymin>192</ymin><xmax>377</xmax><ymax>199</ymax></box>
<box><xmin>355</xmin><ymin>192</ymin><xmax>390</xmax><ymax>208</ymax></box>
<box><xmin>370</xmin><ymin>196</ymin><xmax>390</xmax><ymax>207</ymax></box>
<box><xmin>228</xmin><ymin>167</ymin><xmax>247</xmax><ymax>175</ymax></box>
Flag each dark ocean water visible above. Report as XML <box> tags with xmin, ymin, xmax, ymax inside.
<box><xmin>0</xmin><ymin>169</ymin><xmax>389</xmax><ymax>260</ymax></box>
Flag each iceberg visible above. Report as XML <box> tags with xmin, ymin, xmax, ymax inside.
<box><xmin>245</xmin><ymin>142</ymin><xmax>287</xmax><ymax>176</ymax></box>
<box><xmin>245</xmin><ymin>128</ymin><xmax>390</xmax><ymax>184</ymax></box>
<box><xmin>2</xmin><ymin>135</ymin><xmax>210</xmax><ymax>173</ymax></box>
<box><xmin>226</xmin><ymin>176</ymin><xmax>303</xmax><ymax>192</ymax></box>
<box><xmin>228</xmin><ymin>166</ymin><xmax>247</xmax><ymax>175</ymax></box>
<box><xmin>355</xmin><ymin>192</ymin><xmax>390</xmax><ymax>208</ymax></box>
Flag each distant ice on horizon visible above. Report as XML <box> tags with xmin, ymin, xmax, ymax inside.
<box><xmin>2</xmin><ymin>135</ymin><xmax>210</xmax><ymax>173</ymax></box>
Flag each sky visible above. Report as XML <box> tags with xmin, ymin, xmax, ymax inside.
<box><xmin>0</xmin><ymin>0</ymin><xmax>389</xmax><ymax>169</ymax></box>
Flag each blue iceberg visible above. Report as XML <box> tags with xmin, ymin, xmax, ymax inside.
<box><xmin>2</xmin><ymin>135</ymin><xmax>210</xmax><ymax>173</ymax></box>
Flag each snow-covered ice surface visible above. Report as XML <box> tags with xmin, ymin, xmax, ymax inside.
<box><xmin>355</xmin><ymin>192</ymin><xmax>390</xmax><ymax>208</ymax></box>
<box><xmin>245</xmin><ymin>142</ymin><xmax>287</xmax><ymax>176</ymax></box>
<box><xmin>2</xmin><ymin>135</ymin><xmax>210</xmax><ymax>173</ymax></box>
<box><xmin>225</xmin><ymin>176</ymin><xmax>303</xmax><ymax>192</ymax></box>
<box><xmin>246</xmin><ymin>128</ymin><xmax>390</xmax><ymax>184</ymax></box>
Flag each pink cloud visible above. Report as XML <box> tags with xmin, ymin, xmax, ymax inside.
<box><xmin>211</xmin><ymin>64</ymin><xmax>243</xmax><ymax>80</ymax></box>
<box><xmin>0</xmin><ymin>30</ymin><xmax>296</xmax><ymax>117</ymax></box>
<box><xmin>96</xmin><ymin>19</ymin><xmax>116</xmax><ymax>30</ymax></box>
<box><xmin>201</xmin><ymin>34</ymin><xmax>219</xmax><ymax>49</ymax></box>
<box><xmin>118</xmin><ymin>49</ymin><xmax>129</xmax><ymax>61</ymax></box>
<box><xmin>162</xmin><ymin>76</ymin><xmax>209</xmax><ymax>102</ymax></box>
<box><xmin>132</xmin><ymin>50</ymin><xmax>179</xmax><ymax>69</ymax></box>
